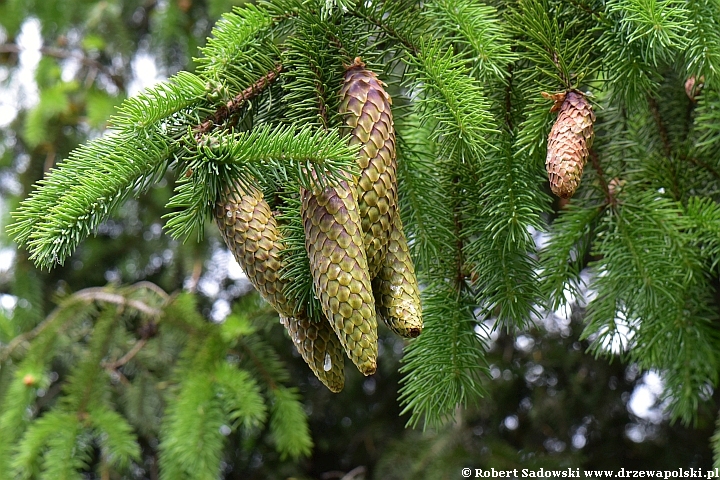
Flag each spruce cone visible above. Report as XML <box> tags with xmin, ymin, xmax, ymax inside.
<box><xmin>685</xmin><ymin>75</ymin><xmax>704</xmax><ymax>102</ymax></box>
<box><xmin>215</xmin><ymin>183</ymin><xmax>294</xmax><ymax>317</ymax></box>
<box><xmin>301</xmin><ymin>180</ymin><xmax>378</xmax><ymax>376</ymax></box>
<box><xmin>281</xmin><ymin>314</ymin><xmax>345</xmax><ymax>393</ymax></box>
<box><xmin>339</xmin><ymin>58</ymin><xmax>398</xmax><ymax>278</ymax></box>
<box><xmin>215</xmin><ymin>183</ymin><xmax>345</xmax><ymax>392</ymax></box>
<box><xmin>545</xmin><ymin>91</ymin><xmax>595</xmax><ymax>199</ymax></box>
<box><xmin>372</xmin><ymin>214</ymin><xmax>422</xmax><ymax>338</ymax></box>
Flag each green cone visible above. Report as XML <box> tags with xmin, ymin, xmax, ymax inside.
<box><xmin>215</xmin><ymin>183</ymin><xmax>294</xmax><ymax>317</ymax></box>
<box><xmin>281</xmin><ymin>314</ymin><xmax>345</xmax><ymax>393</ymax></box>
<box><xmin>339</xmin><ymin>58</ymin><xmax>398</xmax><ymax>279</ymax></box>
<box><xmin>301</xmin><ymin>179</ymin><xmax>378</xmax><ymax>376</ymax></box>
<box><xmin>373</xmin><ymin>213</ymin><xmax>423</xmax><ymax>338</ymax></box>
<box><xmin>215</xmin><ymin>182</ymin><xmax>345</xmax><ymax>391</ymax></box>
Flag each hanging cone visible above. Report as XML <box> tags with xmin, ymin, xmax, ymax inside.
<box><xmin>339</xmin><ymin>58</ymin><xmax>398</xmax><ymax>279</ymax></box>
<box><xmin>281</xmin><ymin>314</ymin><xmax>345</xmax><ymax>393</ymax></box>
<box><xmin>215</xmin><ymin>182</ymin><xmax>295</xmax><ymax>317</ymax></box>
<box><xmin>301</xmin><ymin>179</ymin><xmax>378</xmax><ymax>375</ymax></box>
<box><xmin>372</xmin><ymin>213</ymin><xmax>422</xmax><ymax>338</ymax></box>
<box><xmin>545</xmin><ymin>90</ymin><xmax>595</xmax><ymax>199</ymax></box>
<box><xmin>215</xmin><ymin>182</ymin><xmax>345</xmax><ymax>392</ymax></box>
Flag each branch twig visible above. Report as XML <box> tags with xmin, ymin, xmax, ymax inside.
<box><xmin>103</xmin><ymin>337</ymin><xmax>148</xmax><ymax>370</ymax></box>
<box><xmin>0</xmin><ymin>43</ymin><xmax>124</xmax><ymax>90</ymax></box>
<box><xmin>683</xmin><ymin>154</ymin><xmax>720</xmax><ymax>181</ymax></box>
<box><xmin>647</xmin><ymin>95</ymin><xmax>672</xmax><ymax>158</ymax></box>
<box><xmin>349</xmin><ymin>10</ymin><xmax>419</xmax><ymax>56</ymax></box>
<box><xmin>131</xmin><ymin>281</ymin><xmax>171</xmax><ymax>300</ymax></box>
<box><xmin>0</xmin><ymin>285</ymin><xmax>164</xmax><ymax>362</ymax></box>
<box><xmin>73</xmin><ymin>289</ymin><xmax>162</xmax><ymax>316</ymax></box>
<box><xmin>588</xmin><ymin>149</ymin><xmax>613</xmax><ymax>205</ymax></box>
<box><xmin>193</xmin><ymin>64</ymin><xmax>283</xmax><ymax>139</ymax></box>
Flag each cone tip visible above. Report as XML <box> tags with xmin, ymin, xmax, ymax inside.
<box><xmin>344</xmin><ymin>57</ymin><xmax>366</xmax><ymax>71</ymax></box>
<box><xmin>406</xmin><ymin>327</ymin><xmax>422</xmax><ymax>338</ymax></box>
<box><xmin>327</xmin><ymin>383</ymin><xmax>345</xmax><ymax>393</ymax></box>
<box><xmin>360</xmin><ymin>362</ymin><xmax>377</xmax><ymax>376</ymax></box>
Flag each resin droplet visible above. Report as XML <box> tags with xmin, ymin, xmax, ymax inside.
<box><xmin>324</xmin><ymin>352</ymin><xmax>332</xmax><ymax>372</ymax></box>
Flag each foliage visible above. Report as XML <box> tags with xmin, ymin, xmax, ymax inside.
<box><xmin>0</xmin><ymin>284</ymin><xmax>312</xmax><ymax>478</ymax></box>
<box><xmin>2</xmin><ymin>0</ymin><xmax>720</xmax><ymax>476</ymax></box>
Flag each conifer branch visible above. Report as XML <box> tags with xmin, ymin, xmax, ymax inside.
<box><xmin>566</xmin><ymin>0</ymin><xmax>603</xmax><ymax>19</ymax></box>
<box><xmin>276</xmin><ymin>188</ymin><xmax>325</xmax><ymax>321</ymax></box>
<box><xmin>509</xmin><ymin>0</ymin><xmax>595</xmax><ymax>90</ymax></box>
<box><xmin>12</xmin><ymin>132</ymin><xmax>175</xmax><ymax>268</ymax></box>
<box><xmin>74</xmin><ymin>308</ymin><xmax>117</xmax><ymax>415</ymax></box>
<box><xmin>109</xmin><ymin>71</ymin><xmax>207</xmax><ymax>132</ymax></box>
<box><xmin>130</xmin><ymin>281</ymin><xmax>171</xmax><ymax>301</ymax></box>
<box><xmin>399</xmin><ymin>281</ymin><xmax>488</xmax><ymax>429</ymax></box>
<box><xmin>685</xmin><ymin>0</ymin><xmax>720</xmax><ymax>86</ymax></box>
<box><xmin>426</xmin><ymin>0</ymin><xmax>514</xmax><ymax>82</ymax></box>
<box><xmin>540</xmin><ymin>203</ymin><xmax>604</xmax><ymax>309</ymax></box>
<box><xmin>195</xmin><ymin>4</ymin><xmax>277</xmax><ymax>87</ymax></box>
<box><xmin>165</xmin><ymin>125</ymin><xmax>359</xmax><ymax>240</ymax></box>
<box><xmin>410</xmin><ymin>41</ymin><xmax>496</xmax><ymax>158</ymax></box>
<box><xmin>311</xmin><ymin>61</ymin><xmax>330</xmax><ymax>129</ymax></box>
<box><xmin>682</xmin><ymin>154</ymin><xmax>720</xmax><ymax>182</ymax></box>
<box><xmin>0</xmin><ymin>300</ymin><xmax>79</xmax><ymax>363</ymax></box>
<box><xmin>349</xmin><ymin>7</ymin><xmax>419</xmax><ymax>55</ymax></box>
<box><xmin>8</xmin><ymin>0</ymin><xmax>720</xmax><ymax>445</ymax></box>
<box><xmin>394</xmin><ymin>114</ymin><xmax>454</xmax><ymax>271</ymax></box>
<box><xmin>452</xmin><ymin>181</ymin><xmax>466</xmax><ymax>289</ymax></box>
<box><xmin>233</xmin><ymin>344</ymin><xmax>278</xmax><ymax>390</ymax></box>
<box><xmin>269</xmin><ymin>386</ymin><xmax>313</xmax><ymax>459</ymax></box>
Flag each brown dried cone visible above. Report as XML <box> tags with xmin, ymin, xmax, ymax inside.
<box><xmin>280</xmin><ymin>315</ymin><xmax>345</xmax><ymax>393</ymax></box>
<box><xmin>215</xmin><ymin>183</ymin><xmax>345</xmax><ymax>392</ymax></box>
<box><xmin>545</xmin><ymin>90</ymin><xmax>595</xmax><ymax>199</ymax></box>
<box><xmin>339</xmin><ymin>58</ymin><xmax>398</xmax><ymax>278</ymax></box>
<box><xmin>372</xmin><ymin>213</ymin><xmax>422</xmax><ymax>338</ymax></box>
<box><xmin>301</xmin><ymin>179</ymin><xmax>378</xmax><ymax>376</ymax></box>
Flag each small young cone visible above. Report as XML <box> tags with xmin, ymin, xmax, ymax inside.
<box><xmin>685</xmin><ymin>75</ymin><xmax>704</xmax><ymax>102</ymax></box>
<box><xmin>339</xmin><ymin>58</ymin><xmax>398</xmax><ymax>279</ymax></box>
<box><xmin>281</xmin><ymin>314</ymin><xmax>345</xmax><ymax>393</ymax></box>
<box><xmin>215</xmin><ymin>183</ymin><xmax>295</xmax><ymax>317</ymax></box>
<box><xmin>545</xmin><ymin>91</ymin><xmax>595</xmax><ymax>199</ymax></box>
<box><xmin>372</xmin><ymin>214</ymin><xmax>422</xmax><ymax>338</ymax></box>
<box><xmin>216</xmin><ymin>182</ymin><xmax>345</xmax><ymax>392</ymax></box>
<box><xmin>301</xmin><ymin>180</ymin><xmax>378</xmax><ymax>376</ymax></box>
